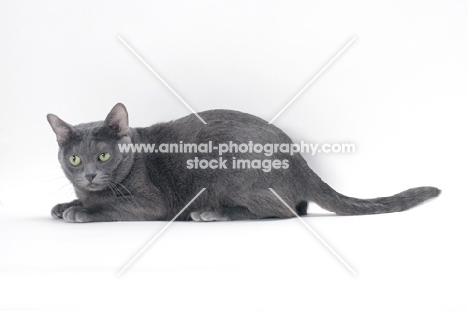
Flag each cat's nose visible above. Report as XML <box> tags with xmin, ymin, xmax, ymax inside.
<box><xmin>86</xmin><ymin>173</ymin><xmax>97</xmax><ymax>182</ymax></box>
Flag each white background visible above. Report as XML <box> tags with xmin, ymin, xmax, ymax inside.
<box><xmin>1</xmin><ymin>1</ymin><xmax>467</xmax><ymax>310</ymax></box>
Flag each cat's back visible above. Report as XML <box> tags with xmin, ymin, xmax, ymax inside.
<box><xmin>175</xmin><ymin>109</ymin><xmax>268</xmax><ymax>129</ymax></box>
<box><xmin>138</xmin><ymin>109</ymin><xmax>292</xmax><ymax>144</ymax></box>
<box><xmin>199</xmin><ymin>109</ymin><xmax>267</xmax><ymax>124</ymax></box>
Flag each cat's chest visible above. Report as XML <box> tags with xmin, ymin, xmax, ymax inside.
<box><xmin>75</xmin><ymin>187</ymin><xmax>123</xmax><ymax>205</ymax></box>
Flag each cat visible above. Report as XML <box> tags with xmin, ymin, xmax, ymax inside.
<box><xmin>47</xmin><ymin>103</ymin><xmax>440</xmax><ymax>222</ymax></box>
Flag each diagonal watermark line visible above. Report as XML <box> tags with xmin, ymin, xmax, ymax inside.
<box><xmin>269</xmin><ymin>188</ymin><xmax>357</xmax><ymax>275</ymax></box>
<box><xmin>118</xmin><ymin>188</ymin><xmax>206</xmax><ymax>276</ymax></box>
<box><xmin>269</xmin><ymin>37</ymin><xmax>356</xmax><ymax>124</ymax></box>
<box><xmin>118</xmin><ymin>36</ymin><xmax>207</xmax><ymax>125</ymax></box>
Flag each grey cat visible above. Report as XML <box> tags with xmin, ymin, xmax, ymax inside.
<box><xmin>47</xmin><ymin>104</ymin><xmax>440</xmax><ymax>223</ymax></box>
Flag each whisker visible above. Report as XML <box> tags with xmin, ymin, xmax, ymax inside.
<box><xmin>54</xmin><ymin>182</ymin><xmax>73</xmax><ymax>194</ymax></box>
<box><xmin>50</xmin><ymin>183</ymin><xmax>75</xmax><ymax>203</ymax></box>
<box><xmin>61</xmin><ymin>186</ymin><xmax>75</xmax><ymax>199</ymax></box>
<box><xmin>43</xmin><ymin>176</ymin><xmax>68</xmax><ymax>183</ymax></box>
<box><xmin>117</xmin><ymin>183</ymin><xmax>141</xmax><ymax>209</ymax></box>
<box><xmin>107</xmin><ymin>182</ymin><xmax>118</xmax><ymax>198</ymax></box>
<box><xmin>117</xmin><ymin>183</ymin><xmax>132</xmax><ymax>196</ymax></box>
<box><xmin>110</xmin><ymin>181</ymin><xmax>139</xmax><ymax>209</ymax></box>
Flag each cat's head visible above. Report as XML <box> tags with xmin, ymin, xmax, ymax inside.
<box><xmin>47</xmin><ymin>103</ymin><xmax>134</xmax><ymax>192</ymax></box>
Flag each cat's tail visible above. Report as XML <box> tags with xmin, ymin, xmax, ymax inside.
<box><xmin>309</xmin><ymin>177</ymin><xmax>440</xmax><ymax>215</ymax></box>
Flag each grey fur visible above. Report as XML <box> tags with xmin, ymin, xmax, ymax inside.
<box><xmin>47</xmin><ymin>104</ymin><xmax>440</xmax><ymax>223</ymax></box>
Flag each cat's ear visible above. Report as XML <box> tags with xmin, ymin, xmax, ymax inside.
<box><xmin>104</xmin><ymin>103</ymin><xmax>130</xmax><ymax>137</ymax></box>
<box><xmin>47</xmin><ymin>114</ymin><xmax>74</xmax><ymax>144</ymax></box>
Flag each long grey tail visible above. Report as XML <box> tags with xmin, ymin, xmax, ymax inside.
<box><xmin>310</xmin><ymin>177</ymin><xmax>441</xmax><ymax>216</ymax></box>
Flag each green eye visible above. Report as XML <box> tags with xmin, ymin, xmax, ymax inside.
<box><xmin>98</xmin><ymin>152</ymin><xmax>111</xmax><ymax>162</ymax></box>
<box><xmin>69</xmin><ymin>155</ymin><xmax>81</xmax><ymax>166</ymax></box>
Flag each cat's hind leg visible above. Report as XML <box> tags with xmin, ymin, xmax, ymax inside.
<box><xmin>190</xmin><ymin>211</ymin><xmax>229</xmax><ymax>222</ymax></box>
<box><xmin>225</xmin><ymin>188</ymin><xmax>308</xmax><ymax>219</ymax></box>
<box><xmin>190</xmin><ymin>189</ymin><xmax>308</xmax><ymax>222</ymax></box>
<box><xmin>190</xmin><ymin>206</ymin><xmax>256</xmax><ymax>222</ymax></box>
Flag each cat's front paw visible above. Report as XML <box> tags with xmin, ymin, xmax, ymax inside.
<box><xmin>63</xmin><ymin>206</ymin><xmax>90</xmax><ymax>223</ymax></box>
<box><xmin>51</xmin><ymin>203</ymin><xmax>72</xmax><ymax>219</ymax></box>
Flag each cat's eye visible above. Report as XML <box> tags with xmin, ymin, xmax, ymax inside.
<box><xmin>69</xmin><ymin>155</ymin><xmax>81</xmax><ymax>166</ymax></box>
<box><xmin>98</xmin><ymin>152</ymin><xmax>111</xmax><ymax>162</ymax></box>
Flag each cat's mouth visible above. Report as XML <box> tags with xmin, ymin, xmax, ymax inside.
<box><xmin>84</xmin><ymin>182</ymin><xmax>106</xmax><ymax>191</ymax></box>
